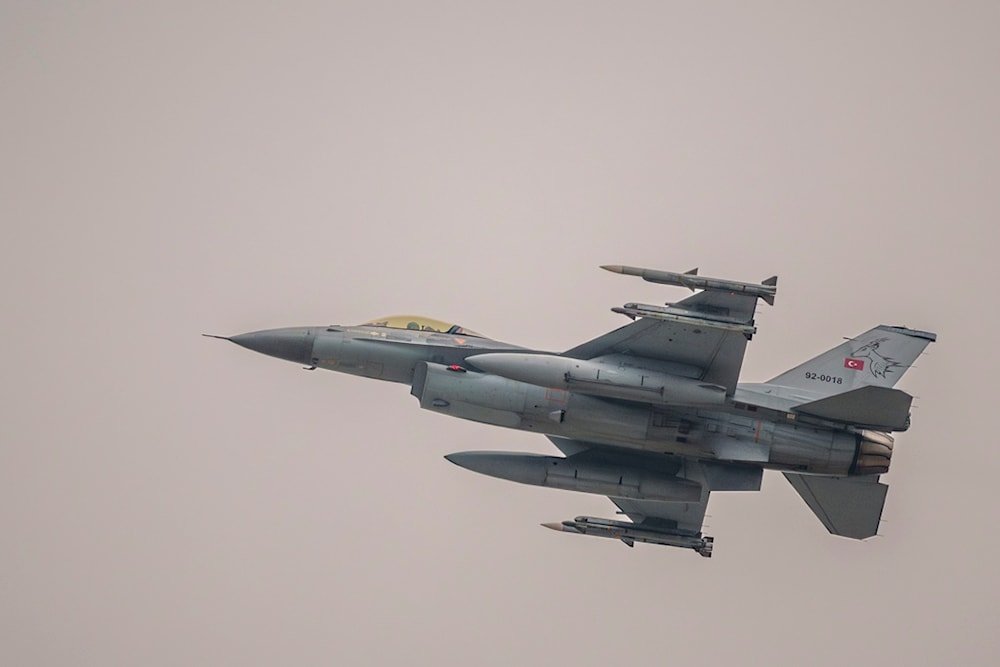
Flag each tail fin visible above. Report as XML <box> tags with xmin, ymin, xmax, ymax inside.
<box><xmin>768</xmin><ymin>325</ymin><xmax>936</xmax><ymax>398</ymax></box>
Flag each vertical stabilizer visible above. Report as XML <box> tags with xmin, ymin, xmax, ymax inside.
<box><xmin>768</xmin><ymin>325</ymin><xmax>935</xmax><ymax>399</ymax></box>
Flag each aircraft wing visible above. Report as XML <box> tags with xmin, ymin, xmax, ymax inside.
<box><xmin>610</xmin><ymin>491</ymin><xmax>711</xmax><ymax>537</ymax></box>
<box><xmin>546</xmin><ymin>437</ymin><xmax>714</xmax><ymax>553</ymax></box>
<box><xmin>562</xmin><ymin>288</ymin><xmax>763</xmax><ymax>393</ymax></box>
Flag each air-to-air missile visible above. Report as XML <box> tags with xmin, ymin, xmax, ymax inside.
<box><xmin>542</xmin><ymin>516</ymin><xmax>714</xmax><ymax>556</ymax></box>
<box><xmin>444</xmin><ymin>451</ymin><xmax>702</xmax><ymax>502</ymax></box>
<box><xmin>610</xmin><ymin>302</ymin><xmax>757</xmax><ymax>335</ymax></box>
<box><xmin>601</xmin><ymin>265</ymin><xmax>778</xmax><ymax>304</ymax></box>
<box><xmin>465</xmin><ymin>353</ymin><xmax>727</xmax><ymax>406</ymax></box>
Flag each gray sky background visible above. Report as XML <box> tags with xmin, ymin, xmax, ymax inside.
<box><xmin>3</xmin><ymin>2</ymin><xmax>999</xmax><ymax>665</ymax></box>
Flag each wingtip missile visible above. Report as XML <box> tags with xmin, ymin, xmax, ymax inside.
<box><xmin>544</xmin><ymin>516</ymin><xmax>714</xmax><ymax>556</ymax></box>
<box><xmin>600</xmin><ymin>264</ymin><xmax>777</xmax><ymax>305</ymax></box>
<box><xmin>602</xmin><ymin>264</ymin><xmax>697</xmax><ymax>277</ymax></box>
<box><xmin>541</xmin><ymin>522</ymin><xmax>575</xmax><ymax>532</ymax></box>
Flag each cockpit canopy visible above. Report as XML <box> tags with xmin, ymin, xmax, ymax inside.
<box><xmin>361</xmin><ymin>315</ymin><xmax>483</xmax><ymax>337</ymax></box>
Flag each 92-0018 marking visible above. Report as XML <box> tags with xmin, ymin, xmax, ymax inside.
<box><xmin>804</xmin><ymin>372</ymin><xmax>843</xmax><ymax>384</ymax></box>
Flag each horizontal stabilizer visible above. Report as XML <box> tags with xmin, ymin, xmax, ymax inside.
<box><xmin>784</xmin><ymin>474</ymin><xmax>888</xmax><ymax>539</ymax></box>
<box><xmin>793</xmin><ymin>385</ymin><xmax>912</xmax><ymax>430</ymax></box>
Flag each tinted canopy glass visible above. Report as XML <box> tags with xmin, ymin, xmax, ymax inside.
<box><xmin>361</xmin><ymin>315</ymin><xmax>482</xmax><ymax>337</ymax></box>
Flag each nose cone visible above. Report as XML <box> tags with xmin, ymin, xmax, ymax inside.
<box><xmin>229</xmin><ymin>327</ymin><xmax>315</xmax><ymax>365</ymax></box>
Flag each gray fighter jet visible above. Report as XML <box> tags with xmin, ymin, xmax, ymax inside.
<box><xmin>208</xmin><ymin>266</ymin><xmax>935</xmax><ymax>557</ymax></box>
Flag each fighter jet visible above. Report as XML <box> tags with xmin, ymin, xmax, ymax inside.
<box><xmin>208</xmin><ymin>266</ymin><xmax>935</xmax><ymax>557</ymax></box>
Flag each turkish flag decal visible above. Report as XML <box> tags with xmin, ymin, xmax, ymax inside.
<box><xmin>844</xmin><ymin>357</ymin><xmax>865</xmax><ymax>371</ymax></box>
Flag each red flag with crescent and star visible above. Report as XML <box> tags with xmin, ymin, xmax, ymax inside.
<box><xmin>844</xmin><ymin>357</ymin><xmax>865</xmax><ymax>371</ymax></box>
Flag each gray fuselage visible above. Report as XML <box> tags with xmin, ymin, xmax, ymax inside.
<box><xmin>227</xmin><ymin>324</ymin><xmax>879</xmax><ymax>478</ymax></box>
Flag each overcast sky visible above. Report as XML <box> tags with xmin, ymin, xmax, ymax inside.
<box><xmin>3</xmin><ymin>2</ymin><xmax>999</xmax><ymax>665</ymax></box>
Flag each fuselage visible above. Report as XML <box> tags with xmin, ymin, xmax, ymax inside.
<box><xmin>226</xmin><ymin>322</ymin><xmax>888</xmax><ymax>478</ymax></box>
